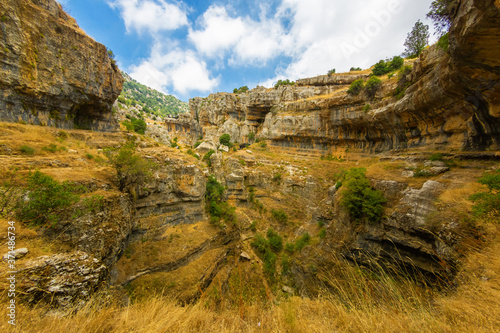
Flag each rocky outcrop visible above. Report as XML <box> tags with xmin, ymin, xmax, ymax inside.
<box><xmin>18</xmin><ymin>251</ymin><xmax>107</xmax><ymax>308</ymax></box>
<box><xmin>0</xmin><ymin>0</ymin><xmax>123</xmax><ymax>131</ymax></box>
<box><xmin>176</xmin><ymin>0</ymin><xmax>499</xmax><ymax>153</ymax></box>
<box><xmin>347</xmin><ymin>180</ymin><xmax>454</xmax><ymax>276</ymax></box>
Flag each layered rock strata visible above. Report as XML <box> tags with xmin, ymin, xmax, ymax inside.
<box><xmin>0</xmin><ymin>0</ymin><xmax>123</xmax><ymax>131</ymax></box>
<box><xmin>172</xmin><ymin>0</ymin><xmax>499</xmax><ymax>153</ymax></box>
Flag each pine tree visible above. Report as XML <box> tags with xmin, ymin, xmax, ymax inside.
<box><xmin>403</xmin><ymin>20</ymin><xmax>429</xmax><ymax>58</ymax></box>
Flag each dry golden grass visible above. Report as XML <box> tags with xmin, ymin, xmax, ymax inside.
<box><xmin>2</xmin><ymin>224</ymin><xmax>499</xmax><ymax>333</ymax></box>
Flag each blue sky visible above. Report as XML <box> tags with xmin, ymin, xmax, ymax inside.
<box><xmin>57</xmin><ymin>0</ymin><xmax>436</xmax><ymax>101</ymax></box>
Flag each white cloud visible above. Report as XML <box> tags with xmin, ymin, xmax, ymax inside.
<box><xmin>108</xmin><ymin>0</ymin><xmax>188</xmax><ymax>34</ymax></box>
<box><xmin>188</xmin><ymin>6</ymin><xmax>246</xmax><ymax>57</ymax></box>
<box><xmin>129</xmin><ymin>44</ymin><xmax>219</xmax><ymax>96</ymax></box>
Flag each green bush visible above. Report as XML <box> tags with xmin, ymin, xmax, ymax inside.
<box><xmin>42</xmin><ymin>144</ymin><xmax>59</xmax><ymax>153</ymax></box>
<box><xmin>274</xmin><ymin>79</ymin><xmax>295</xmax><ymax>88</ymax></box>
<box><xmin>362</xmin><ymin>104</ymin><xmax>371</xmax><ymax>112</ymax></box>
<box><xmin>267</xmin><ymin>228</ymin><xmax>283</xmax><ymax>252</ymax></box>
<box><xmin>205</xmin><ymin>175</ymin><xmax>236</xmax><ymax>226</ymax></box>
<box><xmin>327</xmin><ymin>69</ymin><xmax>336</xmax><ymax>75</ymax></box>
<box><xmin>340</xmin><ymin>168</ymin><xmax>386</xmax><ymax>223</ymax></box>
<box><xmin>350</xmin><ymin>67</ymin><xmax>362</xmax><ymax>71</ymax></box>
<box><xmin>104</xmin><ymin>143</ymin><xmax>157</xmax><ymax>191</ymax></box>
<box><xmin>251</xmin><ymin>233</ymin><xmax>269</xmax><ymax>255</ymax></box>
<box><xmin>272</xmin><ymin>209</ymin><xmax>288</xmax><ymax>224</ymax></box>
<box><xmin>470</xmin><ymin>170</ymin><xmax>500</xmax><ymax>219</ymax></box>
<box><xmin>295</xmin><ymin>233</ymin><xmax>311</xmax><ymax>252</ymax></box>
<box><xmin>347</xmin><ymin>79</ymin><xmax>364</xmax><ymax>95</ymax></box>
<box><xmin>247</xmin><ymin>132</ymin><xmax>255</xmax><ymax>141</ymax></box>
<box><xmin>272</xmin><ymin>173</ymin><xmax>282</xmax><ymax>183</ymax></box>
<box><xmin>372</xmin><ymin>60</ymin><xmax>389</xmax><ymax>76</ymax></box>
<box><xmin>202</xmin><ymin>149</ymin><xmax>216</xmax><ymax>167</ymax></box>
<box><xmin>20</xmin><ymin>145</ymin><xmax>35</xmax><ymax>155</ymax></box>
<box><xmin>429</xmin><ymin>153</ymin><xmax>444</xmax><ymax>161</ymax></box>
<box><xmin>389</xmin><ymin>56</ymin><xmax>404</xmax><ymax>71</ymax></box>
<box><xmin>437</xmin><ymin>33</ymin><xmax>449</xmax><ymax>51</ymax></box>
<box><xmin>219</xmin><ymin>134</ymin><xmax>231</xmax><ymax>147</ymax></box>
<box><xmin>365</xmin><ymin>76</ymin><xmax>382</xmax><ymax>97</ymax></box>
<box><xmin>16</xmin><ymin>171</ymin><xmax>79</xmax><ymax>226</ymax></box>
<box><xmin>233</xmin><ymin>86</ymin><xmax>249</xmax><ymax>94</ymax></box>
<box><xmin>194</xmin><ymin>141</ymin><xmax>202</xmax><ymax>148</ymax></box>
<box><xmin>122</xmin><ymin>116</ymin><xmax>147</xmax><ymax>135</ymax></box>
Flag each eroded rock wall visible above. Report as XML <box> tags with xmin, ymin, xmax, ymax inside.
<box><xmin>180</xmin><ymin>0</ymin><xmax>499</xmax><ymax>153</ymax></box>
<box><xmin>0</xmin><ymin>0</ymin><xmax>123</xmax><ymax>131</ymax></box>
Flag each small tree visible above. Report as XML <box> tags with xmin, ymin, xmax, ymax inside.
<box><xmin>327</xmin><ymin>69</ymin><xmax>336</xmax><ymax>75</ymax></box>
<box><xmin>105</xmin><ymin>143</ymin><xmax>156</xmax><ymax>191</ymax></box>
<box><xmin>427</xmin><ymin>0</ymin><xmax>457</xmax><ymax>36</ymax></box>
<box><xmin>403</xmin><ymin>20</ymin><xmax>430</xmax><ymax>58</ymax></box>
<box><xmin>219</xmin><ymin>133</ymin><xmax>231</xmax><ymax>146</ymax></box>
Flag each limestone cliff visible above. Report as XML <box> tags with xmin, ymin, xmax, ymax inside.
<box><xmin>169</xmin><ymin>0</ymin><xmax>499</xmax><ymax>153</ymax></box>
<box><xmin>0</xmin><ymin>0</ymin><xmax>123</xmax><ymax>131</ymax></box>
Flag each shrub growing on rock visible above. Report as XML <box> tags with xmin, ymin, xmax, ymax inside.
<box><xmin>365</xmin><ymin>76</ymin><xmax>382</xmax><ymax>98</ymax></box>
<box><xmin>340</xmin><ymin>168</ymin><xmax>386</xmax><ymax>224</ymax></box>
<box><xmin>347</xmin><ymin>79</ymin><xmax>365</xmax><ymax>95</ymax></box>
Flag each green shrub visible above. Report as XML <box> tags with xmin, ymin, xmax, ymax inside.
<box><xmin>470</xmin><ymin>170</ymin><xmax>500</xmax><ymax>219</ymax></box>
<box><xmin>104</xmin><ymin>143</ymin><xmax>157</xmax><ymax>191</ymax></box>
<box><xmin>247</xmin><ymin>132</ymin><xmax>255</xmax><ymax>141</ymax></box>
<box><xmin>122</xmin><ymin>116</ymin><xmax>147</xmax><ymax>135</ymax></box>
<box><xmin>362</xmin><ymin>104</ymin><xmax>371</xmax><ymax>112</ymax></box>
<box><xmin>233</xmin><ymin>86</ymin><xmax>249</xmax><ymax>94</ymax></box>
<box><xmin>272</xmin><ymin>173</ymin><xmax>282</xmax><ymax>183</ymax></box>
<box><xmin>194</xmin><ymin>141</ymin><xmax>202</xmax><ymax>148</ymax></box>
<box><xmin>267</xmin><ymin>228</ymin><xmax>283</xmax><ymax>252</ymax></box>
<box><xmin>340</xmin><ymin>168</ymin><xmax>386</xmax><ymax>223</ymax></box>
<box><xmin>42</xmin><ymin>144</ymin><xmax>58</xmax><ymax>153</ymax></box>
<box><xmin>327</xmin><ymin>69</ymin><xmax>336</xmax><ymax>75</ymax></box>
<box><xmin>347</xmin><ymin>79</ymin><xmax>364</xmax><ymax>95</ymax></box>
<box><xmin>16</xmin><ymin>171</ymin><xmax>79</xmax><ymax>226</ymax></box>
<box><xmin>219</xmin><ymin>134</ymin><xmax>231</xmax><ymax>146</ymax></box>
<box><xmin>295</xmin><ymin>233</ymin><xmax>311</xmax><ymax>252</ymax></box>
<box><xmin>260</xmin><ymin>141</ymin><xmax>267</xmax><ymax>148</ymax></box>
<box><xmin>85</xmin><ymin>153</ymin><xmax>94</xmax><ymax>160</ymax></box>
<box><xmin>389</xmin><ymin>56</ymin><xmax>404</xmax><ymax>71</ymax></box>
<box><xmin>202</xmin><ymin>149</ymin><xmax>216</xmax><ymax>167</ymax></box>
<box><xmin>274</xmin><ymin>79</ymin><xmax>295</xmax><ymax>88</ymax></box>
<box><xmin>205</xmin><ymin>175</ymin><xmax>237</xmax><ymax>226</ymax></box>
<box><xmin>372</xmin><ymin>60</ymin><xmax>389</xmax><ymax>76</ymax></box>
<box><xmin>251</xmin><ymin>233</ymin><xmax>269</xmax><ymax>255</ymax></box>
<box><xmin>437</xmin><ymin>33</ymin><xmax>449</xmax><ymax>51</ymax></box>
<box><xmin>272</xmin><ymin>209</ymin><xmax>288</xmax><ymax>224</ymax></box>
<box><xmin>365</xmin><ymin>76</ymin><xmax>382</xmax><ymax>97</ymax></box>
<box><xmin>285</xmin><ymin>242</ymin><xmax>295</xmax><ymax>254</ymax></box>
<box><xmin>250</xmin><ymin>221</ymin><xmax>257</xmax><ymax>231</ymax></box>
<box><xmin>319</xmin><ymin>229</ymin><xmax>326</xmax><ymax>239</ymax></box>
<box><xmin>429</xmin><ymin>153</ymin><xmax>444</xmax><ymax>161</ymax></box>
<box><xmin>20</xmin><ymin>145</ymin><xmax>35</xmax><ymax>155</ymax></box>
<box><xmin>281</xmin><ymin>255</ymin><xmax>291</xmax><ymax>276</ymax></box>
<box><xmin>350</xmin><ymin>67</ymin><xmax>362</xmax><ymax>71</ymax></box>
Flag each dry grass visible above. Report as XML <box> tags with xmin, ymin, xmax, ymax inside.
<box><xmin>2</xmin><ymin>224</ymin><xmax>499</xmax><ymax>333</ymax></box>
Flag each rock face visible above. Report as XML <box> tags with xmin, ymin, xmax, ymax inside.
<box><xmin>18</xmin><ymin>252</ymin><xmax>107</xmax><ymax>308</ymax></box>
<box><xmin>173</xmin><ymin>0</ymin><xmax>499</xmax><ymax>153</ymax></box>
<box><xmin>0</xmin><ymin>0</ymin><xmax>123</xmax><ymax>131</ymax></box>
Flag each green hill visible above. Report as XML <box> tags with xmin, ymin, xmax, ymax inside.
<box><xmin>117</xmin><ymin>72</ymin><xmax>189</xmax><ymax>118</ymax></box>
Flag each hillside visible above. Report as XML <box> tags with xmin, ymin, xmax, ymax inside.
<box><xmin>117</xmin><ymin>72</ymin><xmax>188</xmax><ymax>120</ymax></box>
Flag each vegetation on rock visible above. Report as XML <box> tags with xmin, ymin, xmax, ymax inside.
<box><xmin>340</xmin><ymin>168</ymin><xmax>386</xmax><ymax>223</ymax></box>
<box><xmin>403</xmin><ymin>20</ymin><xmax>430</xmax><ymax>58</ymax></box>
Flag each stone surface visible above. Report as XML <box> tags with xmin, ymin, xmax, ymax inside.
<box><xmin>18</xmin><ymin>251</ymin><xmax>107</xmax><ymax>308</ymax></box>
<box><xmin>3</xmin><ymin>248</ymin><xmax>28</xmax><ymax>260</ymax></box>
<box><xmin>0</xmin><ymin>0</ymin><xmax>123</xmax><ymax>131</ymax></box>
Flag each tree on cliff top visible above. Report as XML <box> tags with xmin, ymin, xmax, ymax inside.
<box><xmin>427</xmin><ymin>0</ymin><xmax>458</xmax><ymax>36</ymax></box>
<box><xmin>403</xmin><ymin>20</ymin><xmax>429</xmax><ymax>58</ymax></box>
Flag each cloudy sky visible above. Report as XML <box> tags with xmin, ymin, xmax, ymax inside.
<box><xmin>57</xmin><ymin>0</ymin><xmax>436</xmax><ymax>101</ymax></box>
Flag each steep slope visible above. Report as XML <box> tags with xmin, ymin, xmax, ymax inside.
<box><xmin>117</xmin><ymin>72</ymin><xmax>188</xmax><ymax>119</ymax></box>
<box><xmin>0</xmin><ymin>0</ymin><xmax>123</xmax><ymax>131</ymax></box>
